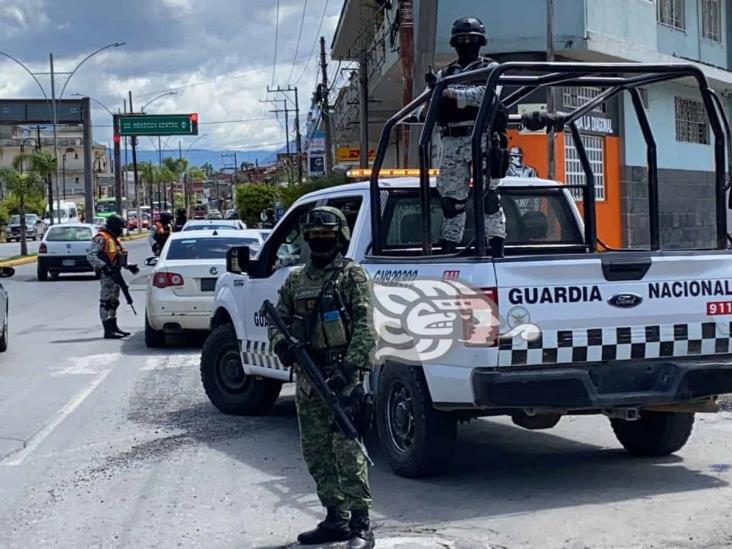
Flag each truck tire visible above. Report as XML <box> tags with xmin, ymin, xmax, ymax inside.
<box><xmin>145</xmin><ymin>314</ymin><xmax>166</xmax><ymax>348</ymax></box>
<box><xmin>0</xmin><ymin>306</ymin><xmax>9</xmax><ymax>352</ymax></box>
<box><xmin>200</xmin><ymin>324</ymin><xmax>282</xmax><ymax>416</ymax></box>
<box><xmin>376</xmin><ymin>363</ymin><xmax>457</xmax><ymax>477</ymax></box>
<box><xmin>611</xmin><ymin>411</ymin><xmax>694</xmax><ymax>457</ymax></box>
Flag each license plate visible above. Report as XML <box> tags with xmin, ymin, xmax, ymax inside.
<box><xmin>200</xmin><ymin>278</ymin><xmax>217</xmax><ymax>292</ymax></box>
<box><xmin>62</xmin><ymin>259</ymin><xmax>76</xmax><ymax>266</ymax></box>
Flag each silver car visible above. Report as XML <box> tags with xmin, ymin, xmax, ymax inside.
<box><xmin>0</xmin><ymin>266</ymin><xmax>16</xmax><ymax>352</ymax></box>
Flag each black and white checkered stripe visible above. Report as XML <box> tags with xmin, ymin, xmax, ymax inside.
<box><xmin>242</xmin><ymin>339</ymin><xmax>283</xmax><ymax>370</ymax></box>
<box><xmin>498</xmin><ymin>321</ymin><xmax>732</xmax><ymax>367</ymax></box>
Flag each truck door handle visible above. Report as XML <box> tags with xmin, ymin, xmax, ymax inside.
<box><xmin>601</xmin><ymin>256</ymin><xmax>651</xmax><ymax>281</ymax></box>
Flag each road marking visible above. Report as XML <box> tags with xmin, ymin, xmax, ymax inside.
<box><xmin>2</xmin><ymin>370</ymin><xmax>111</xmax><ymax>467</ymax></box>
<box><xmin>140</xmin><ymin>354</ymin><xmax>199</xmax><ymax>371</ymax></box>
<box><xmin>52</xmin><ymin>353</ymin><xmax>122</xmax><ymax>376</ymax></box>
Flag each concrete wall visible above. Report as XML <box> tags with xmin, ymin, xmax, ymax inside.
<box><xmin>585</xmin><ymin>0</ymin><xmax>657</xmax><ymax>50</ymax></box>
<box><xmin>623</xmin><ymin>82</ymin><xmax>717</xmax><ymax>171</ymax></box>
<box><xmin>621</xmin><ymin>166</ymin><xmax>717</xmax><ymax>249</ymax></box>
<box><xmin>656</xmin><ymin>0</ymin><xmax>728</xmax><ymax>68</ymax></box>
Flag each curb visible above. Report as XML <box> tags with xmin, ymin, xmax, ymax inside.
<box><xmin>121</xmin><ymin>232</ymin><xmax>149</xmax><ymax>242</ymax></box>
<box><xmin>0</xmin><ymin>255</ymin><xmax>38</xmax><ymax>268</ymax></box>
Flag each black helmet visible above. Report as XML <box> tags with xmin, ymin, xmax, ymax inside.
<box><xmin>450</xmin><ymin>17</ymin><xmax>487</xmax><ymax>47</ymax></box>
<box><xmin>302</xmin><ymin>206</ymin><xmax>350</xmax><ymax>243</ymax></box>
<box><xmin>105</xmin><ymin>213</ymin><xmax>125</xmax><ymax>237</ymax></box>
<box><xmin>159</xmin><ymin>212</ymin><xmax>172</xmax><ymax>224</ymax></box>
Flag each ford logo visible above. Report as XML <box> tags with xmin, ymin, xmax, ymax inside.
<box><xmin>608</xmin><ymin>293</ymin><xmax>643</xmax><ymax>308</ymax></box>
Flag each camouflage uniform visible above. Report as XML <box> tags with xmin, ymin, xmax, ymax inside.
<box><xmin>86</xmin><ymin>230</ymin><xmax>125</xmax><ymax>322</ymax></box>
<box><xmin>268</xmin><ymin>253</ymin><xmax>374</xmax><ymax>512</ymax></box>
<box><xmin>436</xmin><ymin>58</ymin><xmax>506</xmax><ymax>245</ymax></box>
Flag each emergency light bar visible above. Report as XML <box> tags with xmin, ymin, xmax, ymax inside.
<box><xmin>347</xmin><ymin>168</ymin><xmax>440</xmax><ymax>178</ymax></box>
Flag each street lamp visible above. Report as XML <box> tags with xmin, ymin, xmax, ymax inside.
<box><xmin>141</xmin><ymin>91</ymin><xmax>178</xmax><ymax>113</ymax></box>
<box><xmin>70</xmin><ymin>93</ymin><xmax>115</xmax><ymax>116</ymax></box>
<box><xmin>18</xmin><ymin>137</ymin><xmax>39</xmax><ymax>174</ymax></box>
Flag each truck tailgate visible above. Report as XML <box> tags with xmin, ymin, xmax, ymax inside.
<box><xmin>494</xmin><ymin>252</ymin><xmax>732</xmax><ymax>367</ymax></box>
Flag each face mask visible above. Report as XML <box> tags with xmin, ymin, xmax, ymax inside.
<box><xmin>308</xmin><ymin>235</ymin><xmax>338</xmax><ymax>260</ymax></box>
<box><xmin>455</xmin><ymin>43</ymin><xmax>481</xmax><ymax>66</ymax></box>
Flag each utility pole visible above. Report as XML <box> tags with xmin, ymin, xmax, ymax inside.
<box><xmin>128</xmin><ymin>90</ymin><xmax>141</xmax><ymax>222</ymax></box>
<box><xmin>267</xmin><ymin>85</ymin><xmax>303</xmax><ymax>183</ymax></box>
<box><xmin>262</xmin><ymin>97</ymin><xmax>292</xmax><ymax>183</ymax></box>
<box><xmin>398</xmin><ymin>0</ymin><xmax>415</xmax><ymax>168</ymax></box>
<box><xmin>546</xmin><ymin>0</ymin><xmax>556</xmax><ymax>180</ymax></box>
<box><xmin>410</xmin><ymin>0</ymin><xmax>437</xmax><ymax>168</ymax></box>
<box><xmin>50</xmin><ymin>53</ymin><xmax>60</xmax><ymax>224</ymax></box>
<box><xmin>113</xmin><ymin>114</ymin><xmax>122</xmax><ymax>214</ymax></box>
<box><xmin>319</xmin><ymin>36</ymin><xmax>333</xmax><ymax>175</ymax></box>
<box><xmin>358</xmin><ymin>50</ymin><xmax>369</xmax><ymax>169</ymax></box>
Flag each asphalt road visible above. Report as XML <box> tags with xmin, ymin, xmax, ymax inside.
<box><xmin>0</xmin><ymin>240</ymin><xmax>40</xmax><ymax>259</ymax></box>
<box><xmin>1</xmin><ymin>241</ymin><xmax>732</xmax><ymax>548</ymax></box>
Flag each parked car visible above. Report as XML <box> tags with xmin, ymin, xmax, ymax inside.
<box><xmin>37</xmin><ymin>223</ymin><xmax>98</xmax><ymax>281</ymax></box>
<box><xmin>0</xmin><ymin>266</ymin><xmax>15</xmax><ymax>352</ymax></box>
<box><xmin>144</xmin><ymin>230</ymin><xmax>263</xmax><ymax>347</ymax></box>
<box><xmin>128</xmin><ymin>212</ymin><xmax>151</xmax><ymax>230</ymax></box>
<box><xmin>43</xmin><ymin>200</ymin><xmax>79</xmax><ymax>225</ymax></box>
<box><xmin>224</xmin><ymin>209</ymin><xmax>240</xmax><ymax>220</ymax></box>
<box><xmin>5</xmin><ymin>214</ymin><xmax>45</xmax><ymax>242</ymax></box>
<box><xmin>207</xmin><ymin>209</ymin><xmax>223</xmax><ymax>220</ymax></box>
<box><xmin>182</xmin><ymin>219</ymin><xmax>247</xmax><ymax>231</ymax></box>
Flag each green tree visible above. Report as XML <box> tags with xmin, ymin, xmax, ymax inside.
<box><xmin>187</xmin><ymin>166</ymin><xmax>204</xmax><ymax>180</ymax></box>
<box><xmin>12</xmin><ymin>150</ymin><xmax>55</xmax><ymax>219</ymax></box>
<box><xmin>279</xmin><ymin>172</ymin><xmax>348</xmax><ymax>209</ymax></box>
<box><xmin>138</xmin><ymin>162</ymin><xmax>158</xmax><ymax>206</ymax></box>
<box><xmin>235</xmin><ymin>183</ymin><xmax>280</xmax><ymax>227</ymax></box>
<box><xmin>0</xmin><ymin>168</ymin><xmax>44</xmax><ymax>256</ymax></box>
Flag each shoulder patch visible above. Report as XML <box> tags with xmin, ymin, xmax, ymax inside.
<box><xmin>347</xmin><ymin>265</ymin><xmax>368</xmax><ymax>284</ymax></box>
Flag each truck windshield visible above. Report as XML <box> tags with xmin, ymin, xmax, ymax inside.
<box><xmin>166</xmin><ymin>237</ymin><xmax>259</xmax><ymax>260</ymax></box>
<box><xmin>382</xmin><ymin>188</ymin><xmax>583</xmax><ymax>251</ymax></box>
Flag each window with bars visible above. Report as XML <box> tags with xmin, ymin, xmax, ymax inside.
<box><xmin>561</xmin><ymin>86</ymin><xmax>604</xmax><ymax>112</ymax></box>
<box><xmin>564</xmin><ymin>133</ymin><xmax>605</xmax><ymax>201</ymax></box>
<box><xmin>657</xmin><ymin>0</ymin><xmax>685</xmax><ymax>30</ymax></box>
<box><xmin>701</xmin><ymin>0</ymin><xmax>721</xmax><ymax>42</ymax></box>
<box><xmin>675</xmin><ymin>97</ymin><xmax>709</xmax><ymax>144</ymax></box>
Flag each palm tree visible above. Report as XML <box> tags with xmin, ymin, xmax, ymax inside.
<box><xmin>0</xmin><ymin>167</ymin><xmax>44</xmax><ymax>256</ymax></box>
<box><xmin>138</xmin><ymin>162</ymin><xmax>158</xmax><ymax>207</ymax></box>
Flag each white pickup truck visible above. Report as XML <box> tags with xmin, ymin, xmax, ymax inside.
<box><xmin>201</xmin><ymin>175</ymin><xmax>732</xmax><ymax>477</ymax></box>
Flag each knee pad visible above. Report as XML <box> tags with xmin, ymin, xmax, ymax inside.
<box><xmin>440</xmin><ymin>197</ymin><xmax>467</xmax><ymax>219</ymax></box>
<box><xmin>484</xmin><ymin>191</ymin><xmax>502</xmax><ymax>215</ymax></box>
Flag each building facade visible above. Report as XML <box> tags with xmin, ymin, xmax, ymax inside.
<box><xmin>330</xmin><ymin>0</ymin><xmax>732</xmax><ymax>248</ymax></box>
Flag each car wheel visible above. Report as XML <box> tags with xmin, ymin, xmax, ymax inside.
<box><xmin>200</xmin><ymin>324</ymin><xmax>282</xmax><ymax>415</ymax></box>
<box><xmin>145</xmin><ymin>314</ymin><xmax>166</xmax><ymax>348</ymax></box>
<box><xmin>0</xmin><ymin>306</ymin><xmax>8</xmax><ymax>353</ymax></box>
<box><xmin>50</xmin><ymin>271</ymin><xmax>59</xmax><ymax>280</ymax></box>
<box><xmin>611</xmin><ymin>411</ymin><xmax>694</xmax><ymax>457</ymax></box>
<box><xmin>37</xmin><ymin>265</ymin><xmax>48</xmax><ymax>281</ymax></box>
<box><xmin>376</xmin><ymin>362</ymin><xmax>457</xmax><ymax>477</ymax></box>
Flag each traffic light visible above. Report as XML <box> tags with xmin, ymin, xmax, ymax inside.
<box><xmin>113</xmin><ymin>134</ymin><xmax>120</xmax><ymax>145</ymax></box>
<box><xmin>190</xmin><ymin>113</ymin><xmax>199</xmax><ymax>135</ymax></box>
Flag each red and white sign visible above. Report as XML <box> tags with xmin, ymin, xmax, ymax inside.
<box><xmin>442</xmin><ymin>270</ymin><xmax>460</xmax><ymax>280</ymax></box>
<box><xmin>707</xmin><ymin>301</ymin><xmax>732</xmax><ymax>315</ymax></box>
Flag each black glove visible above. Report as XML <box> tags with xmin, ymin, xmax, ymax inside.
<box><xmin>274</xmin><ymin>340</ymin><xmax>295</xmax><ymax>367</ymax></box>
<box><xmin>425</xmin><ymin>66</ymin><xmax>437</xmax><ymax>89</ymax></box>
<box><xmin>326</xmin><ymin>362</ymin><xmax>357</xmax><ymax>395</ymax></box>
<box><xmin>127</xmin><ymin>264</ymin><xmax>140</xmax><ymax>275</ymax></box>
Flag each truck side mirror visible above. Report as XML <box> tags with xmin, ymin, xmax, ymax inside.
<box><xmin>227</xmin><ymin>246</ymin><xmax>250</xmax><ymax>274</ymax></box>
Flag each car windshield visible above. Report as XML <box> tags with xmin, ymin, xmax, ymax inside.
<box><xmin>46</xmin><ymin>226</ymin><xmax>92</xmax><ymax>241</ymax></box>
<box><xmin>183</xmin><ymin>223</ymin><xmax>239</xmax><ymax>231</ymax></box>
<box><xmin>9</xmin><ymin>215</ymin><xmax>20</xmax><ymax>224</ymax></box>
<box><xmin>165</xmin><ymin>237</ymin><xmax>259</xmax><ymax>260</ymax></box>
<box><xmin>49</xmin><ymin>209</ymin><xmax>69</xmax><ymax>219</ymax></box>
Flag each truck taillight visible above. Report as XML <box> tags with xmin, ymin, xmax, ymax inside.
<box><xmin>483</xmin><ymin>287</ymin><xmax>498</xmax><ymax>309</ymax></box>
<box><xmin>39</xmin><ymin>243</ymin><xmax>47</xmax><ymax>254</ymax></box>
<box><xmin>153</xmin><ymin>272</ymin><xmax>184</xmax><ymax>288</ymax></box>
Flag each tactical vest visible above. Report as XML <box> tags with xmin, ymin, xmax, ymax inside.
<box><xmin>438</xmin><ymin>56</ymin><xmax>496</xmax><ymax>127</ymax></box>
<box><xmin>96</xmin><ymin>230</ymin><xmax>125</xmax><ymax>266</ymax></box>
<box><xmin>290</xmin><ymin>258</ymin><xmax>353</xmax><ymax>364</ymax></box>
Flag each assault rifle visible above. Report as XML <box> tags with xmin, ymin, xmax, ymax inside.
<box><xmin>98</xmin><ymin>254</ymin><xmax>137</xmax><ymax>315</ymax></box>
<box><xmin>261</xmin><ymin>299</ymin><xmax>372</xmax><ymax>465</ymax></box>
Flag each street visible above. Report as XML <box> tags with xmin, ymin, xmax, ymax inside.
<box><xmin>0</xmin><ymin>240</ymin><xmax>40</xmax><ymax>260</ymax></box>
<box><xmin>0</xmin><ymin>239</ymin><xmax>730</xmax><ymax>549</ymax></box>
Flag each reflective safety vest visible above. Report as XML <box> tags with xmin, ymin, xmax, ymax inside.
<box><xmin>96</xmin><ymin>229</ymin><xmax>124</xmax><ymax>266</ymax></box>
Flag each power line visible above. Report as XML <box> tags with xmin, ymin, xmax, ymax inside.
<box><xmin>287</xmin><ymin>0</ymin><xmax>309</xmax><ymax>84</ymax></box>
<box><xmin>272</xmin><ymin>0</ymin><xmax>280</xmax><ymax>86</ymax></box>
<box><xmin>293</xmin><ymin>0</ymin><xmax>330</xmax><ymax>86</ymax></box>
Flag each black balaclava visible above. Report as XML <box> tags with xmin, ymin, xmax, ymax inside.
<box><xmin>307</xmin><ymin>233</ymin><xmax>339</xmax><ymax>269</ymax></box>
<box><xmin>455</xmin><ymin>39</ymin><xmax>481</xmax><ymax>67</ymax></box>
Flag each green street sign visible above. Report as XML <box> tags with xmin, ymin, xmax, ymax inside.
<box><xmin>118</xmin><ymin>114</ymin><xmax>198</xmax><ymax>136</ymax></box>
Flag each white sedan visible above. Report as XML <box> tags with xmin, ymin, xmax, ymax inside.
<box><xmin>144</xmin><ymin>229</ymin><xmax>261</xmax><ymax>347</ymax></box>
<box><xmin>37</xmin><ymin>223</ymin><xmax>99</xmax><ymax>281</ymax></box>
<box><xmin>181</xmin><ymin>219</ymin><xmax>247</xmax><ymax>231</ymax></box>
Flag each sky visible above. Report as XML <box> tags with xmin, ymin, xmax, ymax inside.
<box><xmin>0</xmin><ymin>0</ymin><xmax>343</xmax><ymax>153</ymax></box>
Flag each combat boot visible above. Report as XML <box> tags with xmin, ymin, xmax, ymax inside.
<box><xmin>103</xmin><ymin>319</ymin><xmax>124</xmax><ymax>339</ymax></box>
<box><xmin>297</xmin><ymin>506</ymin><xmax>350</xmax><ymax>545</ymax></box>
<box><xmin>439</xmin><ymin>238</ymin><xmax>457</xmax><ymax>254</ymax></box>
<box><xmin>489</xmin><ymin>236</ymin><xmax>504</xmax><ymax>258</ymax></box>
<box><xmin>110</xmin><ymin>319</ymin><xmax>131</xmax><ymax>337</ymax></box>
<box><xmin>347</xmin><ymin>510</ymin><xmax>375</xmax><ymax>549</ymax></box>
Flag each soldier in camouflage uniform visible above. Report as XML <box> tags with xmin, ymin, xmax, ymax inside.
<box><xmin>436</xmin><ymin>17</ymin><xmax>507</xmax><ymax>257</ymax></box>
<box><xmin>86</xmin><ymin>214</ymin><xmax>139</xmax><ymax>339</ymax></box>
<box><xmin>268</xmin><ymin>206</ymin><xmax>375</xmax><ymax>549</ymax></box>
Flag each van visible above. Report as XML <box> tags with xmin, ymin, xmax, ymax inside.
<box><xmin>44</xmin><ymin>201</ymin><xmax>80</xmax><ymax>225</ymax></box>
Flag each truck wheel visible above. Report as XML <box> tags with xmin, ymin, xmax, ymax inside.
<box><xmin>37</xmin><ymin>265</ymin><xmax>48</xmax><ymax>281</ymax></box>
<box><xmin>0</xmin><ymin>307</ymin><xmax>9</xmax><ymax>352</ymax></box>
<box><xmin>145</xmin><ymin>314</ymin><xmax>166</xmax><ymax>348</ymax></box>
<box><xmin>611</xmin><ymin>412</ymin><xmax>694</xmax><ymax>457</ymax></box>
<box><xmin>200</xmin><ymin>324</ymin><xmax>282</xmax><ymax>415</ymax></box>
<box><xmin>376</xmin><ymin>363</ymin><xmax>457</xmax><ymax>477</ymax></box>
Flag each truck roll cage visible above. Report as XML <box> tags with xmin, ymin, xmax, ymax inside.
<box><xmin>369</xmin><ymin>62</ymin><xmax>731</xmax><ymax>257</ymax></box>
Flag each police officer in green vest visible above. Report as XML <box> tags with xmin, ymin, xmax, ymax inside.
<box><xmin>268</xmin><ymin>206</ymin><xmax>375</xmax><ymax>548</ymax></box>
